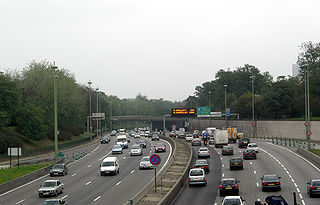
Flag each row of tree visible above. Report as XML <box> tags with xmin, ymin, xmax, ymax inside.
<box><xmin>0</xmin><ymin>61</ymin><xmax>181</xmax><ymax>153</ymax></box>
<box><xmin>184</xmin><ymin>41</ymin><xmax>320</xmax><ymax>120</ymax></box>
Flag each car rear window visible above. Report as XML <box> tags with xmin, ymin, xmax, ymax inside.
<box><xmin>264</xmin><ymin>175</ymin><xmax>278</xmax><ymax>180</ymax></box>
<box><xmin>195</xmin><ymin>160</ymin><xmax>207</xmax><ymax>165</ymax></box>
<box><xmin>190</xmin><ymin>169</ymin><xmax>204</xmax><ymax>176</ymax></box>
<box><xmin>222</xmin><ymin>179</ymin><xmax>236</xmax><ymax>185</ymax></box>
<box><xmin>102</xmin><ymin>161</ymin><xmax>115</xmax><ymax>166</ymax></box>
<box><xmin>132</xmin><ymin>145</ymin><xmax>141</xmax><ymax>149</ymax></box>
<box><xmin>312</xmin><ymin>181</ymin><xmax>320</xmax><ymax>186</ymax></box>
<box><xmin>230</xmin><ymin>158</ymin><xmax>242</xmax><ymax>162</ymax></box>
<box><xmin>199</xmin><ymin>148</ymin><xmax>208</xmax><ymax>151</ymax></box>
<box><xmin>223</xmin><ymin>198</ymin><xmax>241</xmax><ymax>205</ymax></box>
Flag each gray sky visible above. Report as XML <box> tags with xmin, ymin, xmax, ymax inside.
<box><xmin>1</xmin><ymin>0</ymin><xmax>319</xmax><ymax>101</ymax></box>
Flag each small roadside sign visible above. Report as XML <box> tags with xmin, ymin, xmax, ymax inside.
<box><xmin>172</xmin><ymin>124</ymin><xmax>176</xmax><ymax>131</ymax></box>
<box><xmin>57</xmin><ymin>152</ymin><xmax>64</xmax><ymax>158</ymax></box>
<box><xmin>307</xmin><ymin>130</ymin><xmax>312</xmax><ymax>136</ymax></box>
<box><xmin>304</xmin><ymin>121</ymin><xmax>308</xmax><ymax>127</ymax></box>
<box><xmin>251</xmin><ymin>121</ymin><xmax>256</xmax><ymax>127</ymax></box>
<box><xmin>150</xmin><ymin>154</ymin><xmax>161</xmax><ymax>166</ymax></box>
<box><xmin>226</xmin><ymin>108</ymin><xmax>230</xmax><ymax>117</ymax></box>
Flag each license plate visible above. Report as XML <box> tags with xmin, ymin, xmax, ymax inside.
<box><xmin>43</xmin><ymin>192</ymin><xmax>49</xmax><ymax>195</ymax></box>
<box><xmin>269</xmin><ymin>183</ymin><xmax>275</xmax><ymax>186</ymax></box>
<box><xmin>226</xmin><ymin>187</ymin><xmax>232</xmax><ymax>189</ymax></box>
<box><xmin>317</xmin><ymin>187</ymin><xmax>320</xmax><ymax>190</ymax></box>
<box><xmin>195</xmin><ymin>178</ymin><xmax>200</xmax><ymax>180</ymax></box>
<box><xmin>234</xmin><ymin>163</ymin><xmax>238</xmax><ymax>165</ymax></box>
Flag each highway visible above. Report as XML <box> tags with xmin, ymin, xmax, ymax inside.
<box><xmin>174</xmin><ymin>139</ymin><xmax>320</xmax><ymax>205</ymax></box>
<box><xmin>0</xmin><ymin>136</ymin><xmax>171</xmax><ymax>205</ymax></box>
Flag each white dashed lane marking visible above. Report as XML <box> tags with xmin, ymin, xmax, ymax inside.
<box><xmin>256</xmin><ymin>182</ymin><xmax>259</xmax><ymax>187</ymax></box>
<box><xmin>93</xmin><ymin>196</ymin><xmax>101</xmax><ymax>202</ymax></box>
<box><xmin>16</xmin><ymin>199</ymin><xmax>25</xmax><ymax>204</ymax></box>
<box><xmin>85</xmin><ymin>181</ymin><xmax>92</xmax><ymax>186</ymax></box>
<box><xmin>61</xmin><ymin>195</ymin><xmax>68</xmax><ymax>199</ymax></box>
<box><xmin>116</xmin><ymin>181</ymin><xmax>121</xmax><ymax>186</ymax></box>
<box><xmin>72</xmin><ymin>173</ymin><xmax>77</xmax><ymax>176</ymax></box>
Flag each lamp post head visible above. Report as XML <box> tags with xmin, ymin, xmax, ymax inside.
<box><xmin>96</xmin><ymin>87</ymin><xmax>99</xmax><ymax>91</ymax></box>
<box><xmin>250</xmin><ymin>75</ymin><xmax>255</xmax><ymax>80</ymax></box>
<box><xmin>208</xmin><ymin>91</ymin><xmax>211</xmax><ymax>94</ymax></box>
<box><xmin>223</xmin><ymin>84</ymin><xmax>227</xmax><ymax>88</ymax></box>
<box><xmin>88</xmin><ymin>80</ymin><xmax>92</xmax><ymax>85</ymax></box>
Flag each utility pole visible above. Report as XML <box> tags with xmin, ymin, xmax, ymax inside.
<box><xmin>52</xmin><ymin>62</ymin><xmax>58</xmax><ymax>161</ymax></box>
<box><xmin>88</xmin><ymin>80</ymin><xmax>92</xmax><ymax>142</ymax></box>
<box><xmin>250</xmin><ymin>76</ymin><xmax>255</xmax><ymax>138</ymax></box>
<box><xmin>223</xmin><ymin>84</ymin><xmax>227</xmax><ymax>128</ymax></box>
<box><xmin>110</xmin><ymin>101</ymin><xmax>113</xmax><ymax>131</ymax></box>
<box><xmin>96</xmin><ymin>87</ymin><xmax>99</xmax><ymax>137</ymax></box>
<box><xmin>208</xmin><ymin>91</ymin><xmax>211</xmax><ymax>126</ymax></box>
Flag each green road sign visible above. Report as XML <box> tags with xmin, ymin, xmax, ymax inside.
<box><xmin>57</xmin><ymin>152</ymin><xmax>64</xmax><ymax>158</ymax></box>
<box><xmin>197</xmin><ymin>106</ymin><xmax>210</xmax><ymax>115</ymax></box>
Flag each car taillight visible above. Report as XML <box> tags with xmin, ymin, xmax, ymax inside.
<box><xmin>208</xmin><ymin>152</ymin><xmax>210</xmax><ymax>154</ymax></box>
<box><xmin>276</xmin><ymin>182</ymin><xmax>280</xmax><ymax>185</ymax></box>
<box><xmin>234</xmin><ymin>184</ymin><xmax>238</xmax><ymax>188</ymax></box>
<box><xmin>189</xmin><ymin>178</ymin><xmax>191</xmax><ymax>182</ymax></box>
<box><xmin>230</xmin><ymin>163</ymin><xmax>232</xmax><ymax>165</ymax></box>
<box><xmin>245</xmin><ymin>153</ymin><xmax>247</xmax><ymax>155</ymax></box>
<box><xmin>263</xmin><ymin>183</ymin><xmax>268</xmax><ymax>186</ymax></box>
<box><xmin>194</xmin><ymin>166</ymin><xmax>198</xmax><ymax>168</ymax></box>
<box><xmin>198</xmin><ymin>151</ymin><xmax>200</xmax><ymax>154</ymax></box>
<box><xmin>254</xmin><ymin>153</ymin><xmax>256</xmax><ymax>155</ymax></box>
<box><xmin>219</xmin><ymin>185</ymin><xmax>223</xmax><ymax>189</ymax></box>
<box><xmin>204</xmin><ymin>166</ymin><xmax>208</xmax><ymax>168</ymax></box>
<box><xmin>203</xmin><ymin>178</ymin><xmax>206</xmax><ymax>182</ymax></box>
<box><xmin>311</xmin><ymin>186</ymin><xmax>315</xmax><ymax>189</ymax></box>
<box><xmin>241</xmin><ymin>162</ymin><xmax>243</xmax><ymax>165</ymax></box>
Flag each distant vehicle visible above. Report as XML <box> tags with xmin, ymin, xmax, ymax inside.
<box><xmin>238</xmin><ymin>137</ymin><xmax>250</xmax><ymax>148</ymax></box>
<box><xmin>248</xmin><ymin>142</ymin><xmax>259</xmax><ymax>152</ymax></box>
<box><xmin>226</xmin><ymin>126</ymin><xmax>238</xmax><ymax>143</ymax></box>
<box><xmin>152</xmin><ymin>134</ymin><xmax>160</xmax><ymax>141</ymax></box>
<box><xmin>222</xmin><ymin>196</ymin><xmax>245</xmax><ymax>205</ymax></box>
<box><xmin>169</xmin><ymin>131</ymin><xmax>176</xmax><ymax>137</ymax></box>
<box><xmin>209</xmin><ymin>137</ymin><xmax>215</xmax><ymax>144</ymax></box>
<box><xmin>138</xmin><ymin>139</ymin><xmax>147</xmax><ymax>148</ymax></box>
<box><xmin>112</xmin><ymin>145</ymin><xmax>123</xmax><ymax>154</ymax></box>
<box><xmin>185</xmin><ymin>134</ymin><xmax>193</xmax><ymax>142</ymax></box>
<box><xmin>261</xmin><ymin>174</ymin><xmax>281</xmax><ymax>191</ymax></box>
<box><xmin>100</xmin><ymin>135</ymin><xmax>110</xmax><ymax>144</ymax></box>
<box><xmin>236</xmin><ymin>132</ymin><xmax>245</xmax><ymax>139</ymax></box>
<box><xmin>100</xmin><ymin>157</ymin><xmax>119</xmax><ymax>175</ymax></box>
<box><xmin>134</xmin><ymin>134</ymin><xmax>141</xmax><ymax>138</ymax></box>
<box><xmin>222</xmin><ymin>146</ymin><xmax>234</xmax><ymax>155</ymax></box>
<box><xmin>206</xmin><ymin>127</ymin><xmax>218</xmax><ymax>136</ymax></box>
<box><xmin>155</xmin><ymin>143</ymin><xmax>166</xmax><ymax>152</ymax></box>
<box><xmin>118</xmin><ymin>128</ymin><xmax>126</xmax><ymax>133</ymax></box>
<box><xmin>130</xmin><ymin>144</ymin><xmax>142</xmax><ymax>156</ymax></box>
<box><xmin>243</xmin><ymin>148</ymin><xmax>257</xmax><ymax>160</ymax></box>
<box><xmin>258</xmin><ymin>195</ymin><xmax>289</xmax><ymax>205</ymax></box>
<box><xmin>145</xmin><ymin>131</ymin><xmax>152</xmax><ymax>138</ymax></box>
<box><xmin>307</xmin><ymin>179</ymin><xmax>320</xmax><ymax>197</ymax></box>
<box><xmin>229</xmin><ymin>158</ymin><xmax>243</xmax><ymax>170</ymax></box>
<box><xmin>219</xmin><ymin>178</ymin><xmax>239</xmax><ymax>196</ymax></box>
<box><xmin>178</xmin><ymin>133</ymin><xmax>186</xmax><ymax>139</ymax></box>
<box><xmin>111</xmin><ymin>130</ymin><xmax>117</xmax><ymax>136</ymax></box>
<box><xmin>50</xmin><ymin>164</ymin><xmax>68</xmax><ymax>177</ymax></box>
<box><xmin>192</xmin><ymin>138</ymin><xmax>201</xmax><ymax>146</ymax></box>
<box><xmin>188</xmin><ymin>168</ymin><xmax>206</xmax><ymax>187</ymax></box>
<box><xmin>43</xmin><ymin>199</ymin><xmax>67</xmax><ymax>205</ymax></box>
<box><xmin>214</xmin><ymin>130</ymin><xmax>229</xmax><ymax>148</ymax></box>
<box><xmin>198</xmin><ymin>147</ymin><xmax>210</xmax><ymax>158</ymax></box>
<box><xmin>116</xmin><ymin>135</ymin><xmax>128</xmax><ymax>148</ymax></box>
<box><xmin>193</xmin><ymin>159</ymin><xmax>209</xmax><ymax>173</ymax></box>
<box><xmin>38</xmin><ymin>180</ymin><xmax>64</xmax><ymax>198</ymax></box>
<box><xmin>139</xmin><ymin>156</ymin><xmax>153</xmax><ymax>169</ymax></box>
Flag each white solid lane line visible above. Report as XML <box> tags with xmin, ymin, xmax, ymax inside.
<box><xmin>16</xmin><ymin>199</ymin><xmax>25</xmax><ymax>204</ymax></box>
<box><xmin>131</xmin><ymin>170</ymin><xmax>134</xmax><ymax>174</ymax></box>
<box><xmin>72</xmin><ymin>173</ymin><xmax>77</xmax><ymax>176</ymax></box>
<box><xmin>249</xmin><ymin>162</ymin><xmax>252</xmax><ymax>165</ymax></box>
<box><xmin>61</xmin><ymin>195</ymin><xmax>68</xmax><ymax>200</ymax></box>
<box><xmin>85</xmin><ymin>181</ymin><xmax>92</xmax><ymax>186</ymax></box>
<box><xmin>222</xmin><ymin>173</ymin><xmax>224</xmax><ymax>177</ymax></box>
<box><xmin>116</xmin><ymin>181</ymin><xmax>121</xmax><ymax>186</ymax></box>
<box><xmin>93</xmin><ymin>196</ymin><xmax>101</xmax><ymax>202</ymax></box>
<box><xmin>253</xmin><ymin>170</ymin><xmax>256</xmax><ymax>174</ymax></box>
<box><xmin>222</xmin><ymin>164</ymin><xmax>224</xmax><ymax>167</ymax></box>
<box><xmin>302</xmin><ymin>200</ymin><xmax>305</xmax><ymax>205</ymax></box>
<box><xmin>256</xmin><ymin>182</ymin><xmax>259</xmax><ymax>187</ymax></box>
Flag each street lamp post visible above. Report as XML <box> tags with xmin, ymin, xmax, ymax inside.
<box><xmin>88</xmin><ymin>80</ymin><xmax>92</xmax><ymax>142</ymax></box>
<box><xmin>223</xmin><ymin>84</ymin><xmax>227</xmax><ymax>128</ymax></box>
<box><xmin>52</xmin><ymin>63</ymin><xmax>58</xmax><ymax>161</ymax></box>
<box><xmin>110</xmin><ymin>101</ymin><xmax>113</xmax><ymax>131</ymax></box>
<box><xmin>208</xmin><ymin>91</ymin><xmax>211</xmax><ymax>125</ymax></box>
<box><xmin>96</xmin><ymin>87</ymin><xmax>99</xmax><ymax>137</ymax></box>
<box><xmin>127</xmin><ymin>100</ymin><xmax>129</xmax><ymax>129</ymax></box>
<box><xmin>135</xmin><ymin>105</ymin><xmax>138</xmax><ymax>128</ymax></box>
<box><xmin>250</xmin><ymin>76</ymin><xmax>256</xmax><ymax>138</ymax></box>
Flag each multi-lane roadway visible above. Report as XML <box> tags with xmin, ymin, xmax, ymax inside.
<box><xmin>0</xmin><ymin>136</ymin><xmax>171</xmax><ymax>205</ymax></box>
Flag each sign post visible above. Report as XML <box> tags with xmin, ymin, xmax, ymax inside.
<box><xmin>150</xmin><ymin>154</ymin><xmax>161</xmax><ymax>192</ymax></box>
<box><xmin>8</xmin><ymin>147</ymin><xmax>22</xmax><ymax>169</ymax></box>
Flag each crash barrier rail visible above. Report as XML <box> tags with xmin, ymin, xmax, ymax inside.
<box><xmin>158</xmin><ymin>139</ymin><xmax>193</xmax><ymax>205</ymax></box>
<box><xmin>124</xmin><ymin>134</ymin><xmax>177</xmax><ymax>205</ymax></box>
<box><xmin>0</xmin><ymin>158</ymin><xmax>64</xmax><ymax>195</ymax></box>
<box><xmin>0</xmin><ymin>134</ymin><xmax>98</xmax><ymax>160</ymax></box>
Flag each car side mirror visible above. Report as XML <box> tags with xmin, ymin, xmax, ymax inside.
<box><xmin>279</xmin><ymin>177</ymin><xmax>281</xmax><ymax>179</ymax></box>
<box><xmin>100</xmin><ymin>165</ymin><xmax>101</xmax><ymax>167</ymax></box>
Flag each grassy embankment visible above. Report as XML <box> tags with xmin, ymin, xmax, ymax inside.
<box><xmin>0</xmin><ymin>162</ymin><xmax>51</xmax><ymax>185</ymax></box>
<box><xmin>309</xmin><ymin>149</ymin><xmax>320</xmax><ymax>157</ymax></box>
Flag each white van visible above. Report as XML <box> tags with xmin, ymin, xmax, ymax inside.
<box><xmin>214</xmin><ymin>130</ymin><xmax>229</xmax><ymax>148</ymax></box>
<box><xmin>116</xmin><ymin>135</ymin><xmax>128</xmax><ymax>149</ymax></box>
<box><xmin>100</xmin><ymin>157</ymin><xmax>119</xmax><ymax>176</ymax></box>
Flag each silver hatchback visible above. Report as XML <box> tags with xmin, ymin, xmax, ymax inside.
<box><xmin>198</xmin><ymin>147</ymin><xmax>210</xmax><ymax>158</ymax></box>
<box><xmin>189</xmin><ymin>168</ymin><xmax>206</xmax><ymax>187</ymax></box>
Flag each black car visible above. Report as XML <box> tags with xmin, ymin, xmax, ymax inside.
<box><xmin>152</xmin><ymin>134</ymin><xmax>160</xmax><ymax>141</ymax></box>
<box><xmin>238</xmin><ymin>137</ymin><xmax>250</xmax><ymax>148</ymax></box>
<box><xmin>307</xmin><ymin>179</ymin><xmax>320</xmax><ymax>197</ymax></box>
<box><xmin>193</xmin><ymin>159</ymin><xmax>209</xmax><ymax>173</ymax></box>
<box><xmin>229</xmin><ymin>158</ymin><xmax>243</xmax><ymax>170</ymax></box>
<box><xmin>50</xmin><ymin>164</ymin><xmax>68</xmax><ymax>176</ymax></box>
<box><xmin>261</xmin><ymin>174</ymin><xmax>281</xmax><ymax>191</ymax></box>
<box><xmin>219</xmin><ymin>178</ymin><xmax>239</xmax><ymax>196</ymax></box>
<box><xmin>138</xmin><ymin>139</ymin><xmax>147</xmax><ymax>148</ymax></box>
<box><xmin>243</xmin><ymin>148</ymin><xmax>257</xmax><ymax>159</ymax></box>
<box><xmin>222</xmin><ymin>146</ymin><xmax>234</xmax><ymax>155</ymax></box>
<box><xmin>100</xmin><ymin>135</ymin><xmax>110</xmax><ymax>144</ymax></box>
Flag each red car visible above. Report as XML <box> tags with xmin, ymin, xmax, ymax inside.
<box><xmin>155</xmin><ymin>143</ymin><xmax>166</xmax><ymax>152</ymax></box>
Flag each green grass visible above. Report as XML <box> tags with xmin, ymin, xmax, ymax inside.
<box><xmin>309</xmin><ymin>149</ymin><xmax>320</xmax><ymax>157</ymax></box>
<box><xmin>0</xmin><ymin>162</ymin><xmax>51</xmax><ymax>185</ymax></box>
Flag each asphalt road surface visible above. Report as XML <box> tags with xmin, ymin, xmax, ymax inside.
<box><xmin>0</xmin><ymin>136</ymin><xmax>171</xmax><ymax>205</ymax></box>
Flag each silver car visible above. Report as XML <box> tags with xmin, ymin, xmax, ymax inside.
<box><xmin>139</xmin><ymin>156</ymin><xmax>153</xmax><ymax>169</ymax></box>
<box><xmin>38</xmin><ymin>180</ymin><xmax>64</xmax><ymax>198</ymax></box>
<box><xmin>189</xmin><ymin>168</ymin><xmax>206</xmax><ymax>187</ymax></box>
<box><xmin>112</xmin><ymin>145</ymin><xmax>123</xmax><ymax>154</ymax></box>
<box><xmin>198</xmin><ymin>147</ymin><xmax>210</xmax><ymax>158</ymax></box>
<box><xmin>130</xmin><ymin>144</ymin><xmax>142</xmax><ymax>156</ymax></box>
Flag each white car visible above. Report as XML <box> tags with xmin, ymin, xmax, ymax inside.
<box><xmin>185</xmin><ymin>134</ymin><xmax>194</xmax><ymax>142</ymax></box>
<box><xmin>130</xmin><ymin>144</ymin><xmax>142</xmax><ymax>156</ymax></box>
<box><xmin>188</xmin><ymin>168</ymin><xmax>206</xmax><ymax>187</ymax></box>
<box><xmin>38</xmin><ymin>180</ymin><xmax>64</xmax><ymax>198</ymax></box>
<box><xmin>139</xmin><ymin>156</ymin><xmax>153</xmax><ymax>169</ymax></box>
<box><xmin>222</xmin><ymin>196</ymin><xmax>245</xmax><ymax>205</ymax></box>
<box><xmin>134</xmin><ymin>134</ymin><xmax>141</xmax><ymax>138</ymax></box>
<box><xmin>247</xmin><ymin>143</ymin><xmax>259</xmax><ymax>152</ymax></box>
<box><xmin>100</xmin><ymin>157</ymin><xmax>119</xmax><ymax>175</ymax></box>
<box><xmin>198</xmin><ymin>147</ymin><xmax>210</xmax><ymax>158</ymax></box>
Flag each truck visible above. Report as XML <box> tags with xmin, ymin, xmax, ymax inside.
<box><xmin>226</xmin><ymin>126</ymin><xmax>238</xmax><ymax>143</ymax></box>
<box><xmin>116</xmin><ymin>135</ymin><xmax>128</xmax><ymax>149</ymax></box>
<box><xmin>214</xmin><ymin>130</ymin><xmax>229</xmax><ymax>148</ymax></box>
<box><xmin>206</xmin><ymin>127</ymin><xmax>218</xmax><ymax>137</ymax></box>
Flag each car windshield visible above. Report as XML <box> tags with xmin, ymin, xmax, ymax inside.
<box><xmin>241</xmin><ymin>138</ymin><xmax>249</xmax><ymax>142</ymax></box>
<box><xmin>156</xmin><ymin>144</ymin><xmax>164</xmax><ymax>147</ymax></box>
<box><xmin>52</xmin><ymin>164</ymin><xmax>64</xmax><ymax>169</ymax></box>
<box><xmin>193</xmin><ymin>139</ymin><xmax>200</xmax><ymax>141</ymax></box>
<box><xmin>196</xmin><ymin>160</ymin><xmax>207</xmax><ymax>165</ymax></box>
<box><xmin>132</xmin><ymin>145</ymin><xmax>140</xmax><ymax>149</ymax></box>
<box><xmin>223</xmin><ymin>198</ymin><xmax>241</xmax><ymax>205</ymax></box>
<box><xmin>152</xmin><ymin>134</ymin><xmax>159</xmax><ymax>137</ymax></box>
<box><xmin>102</xmin><ymin>136</ymin><xmax>109</xmax><ymax>140</ymax></box>
<box><xmin>43</xmin><ymin>201</ymin><xmax>59</xmax><ymax>205</ymax></box>
<box><xmin>102</xmin><ymin>161</ymin><xmax>115</xmax><ymax>166</ymax></box>
<box><xmin>141</xmin><ymin>157</ymin><xmax>150</xmax><ymax>162</ymax></box>
<box><xmin>222</xmin><ymin>179</ymin><xmax>236</xmax><ymax>185</ymax></box>
<box><xmin>190</xmin><ymin>169</ymin><xmax>204</xmax><ymax>176</ymax></box>
<box><xmin>312</xmin><ymin>181</ymin><xmax>320</xmax><ymax>186</ymax></box>
<box><xmin>113</xmin><ymin>145</ymin><xmax>121</xmax><ymax>149</ymax></box>
<box><xmin>264</xmin><ymin>175</ymin><xmax>278</xmax><ymax>180</ymax></box>
<box><xmin>117</xmin><ymin>138</ymin><xmax>127</xmax><ymax>142</ymax></box>
<box><xmin>199</xmin><ymin>148</ymin><xmax>208</xmax><ymax>151</ymax></box>
<box><xmin>249</xmin><ymin>144</ymin><xmax>257</xmax><ymax>147</ymax></box>
<box><xmin>43</xmin><ymin>181</ymin><xmax>56</xmax><ymax>187</ymax></box>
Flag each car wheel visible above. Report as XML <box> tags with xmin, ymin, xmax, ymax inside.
<box><xmin>262</xmin><ymin>187</ymin><xmax>265</xmax><ymax>192</ymax></box>
<box><xmin>278</xmin><ymin>187</ymin><xmax>281</xmax><ymax>191</ymax></box>
<box><xmin>219</xmin><ymin>192</ymin><xmax>223</xmax><ymax>197</ymax></box>
<box><xmin>101</xmin><ymin>173</ymin><xmax>104</xmax><ymax>176</ymax></box>
<box><xmin>203</xmin><ymin>183</ymin><xmax>207</xmax><ymax>187</ymax></box>
<box><xmin>55</xmin><ymin>191</ymin><xmax>58</xmax><ymax>197</ymax></box>
<box><xmin>39</xmin><ymin>194</ymin><xmax>43</xmax><ymax>198</ymax></box>
<box><xmin>117</xmin><ymin>169</ymin><xmax>120</xmax><ymax>173</ymax></box>
<box><xmin>60</xmin><ymin>188</ymin><xmax>63</xmax><ymax>194</ymax></box>
<box><xmin>189</xmin><ymin>184</ymin><xmax>192</xmax><ymax>187</ymax></box>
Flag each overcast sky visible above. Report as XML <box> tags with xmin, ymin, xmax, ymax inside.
<box><xmin>1</xmin><ymin>0</ymin><xmax>319</xmax><ymax>101</ymax></box>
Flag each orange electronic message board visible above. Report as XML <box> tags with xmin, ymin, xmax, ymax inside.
<box><xmin>171</xmin><ymin>108</ymin><xmax>196</xmax><ymax>117</ymax></box>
